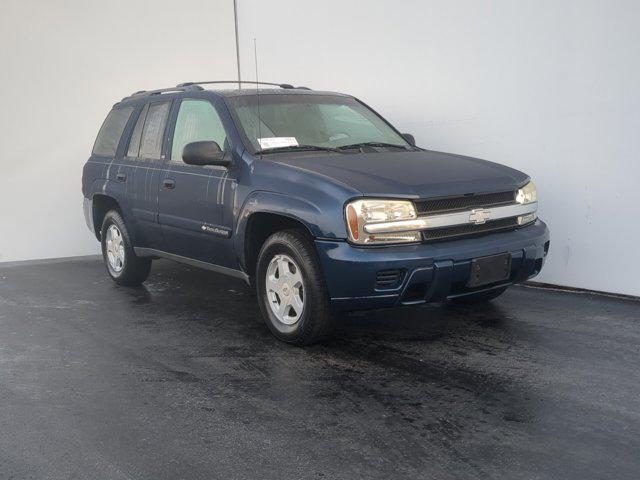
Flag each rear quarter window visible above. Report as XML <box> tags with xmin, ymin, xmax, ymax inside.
<box><xmin>92</xmin><ymin>107</ymin><xmax>134</xmax><ymax>156</ymax></box>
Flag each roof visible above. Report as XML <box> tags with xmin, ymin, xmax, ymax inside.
<box><xmin>116</xmin><ymin>81</ymin><xmax>350</xmax><ymax>105</ymax></box>
<box><xmin>212</xmin><ymin>88</ymin><xmax>349</xmax><ymax>98</ymax></box>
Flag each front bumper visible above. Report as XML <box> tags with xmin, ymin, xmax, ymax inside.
<box><xmin>315</xmin><ymin>220</ymin><xmax>550</xmax><ymax>312</ymax></box>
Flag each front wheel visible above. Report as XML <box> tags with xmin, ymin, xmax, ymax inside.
<box><xmin>256</xmin><ymin>230</ymin><xmax>333</xmax><ymax>346</ymax></box>
<box><xmin>100</xmin><ymin>210</ymin><xmax>151</xmax><ymax>286</ymax></box>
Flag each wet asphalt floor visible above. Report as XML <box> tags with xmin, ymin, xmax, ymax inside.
<box><xmin>0</xmin><ymin>257</ymin><xmax>639</xmax><ymax>480</ymax></box>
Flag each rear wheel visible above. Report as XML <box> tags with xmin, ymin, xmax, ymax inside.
<box><xmin>256</xmin><ymin>229</ymin><xmax>333</xmax><ymax>345</ymax></box>
<box><xmin>450</xmin><ymin>286</ymin><xmax>508</xmax><ymax>304</ymax></box>
<box><xmin>100</xmin><ymin>210</ymin><xmax>151</xmax><ymax>286</ymax></box>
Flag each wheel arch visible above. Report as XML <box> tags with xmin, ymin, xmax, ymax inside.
<box><xmin>235</xmin><ymin>191</ymin><xmax>325</xmax><ymax>277</ymax></box>
<box><xmin>242</xmin><ymin>211</ymin><xmax>316</xmax><ymax>283</ymax></box>
<box><xmin>91</xmin><ymin>194</ymin><xmax>123</xmax><ymax>240</ymax></box>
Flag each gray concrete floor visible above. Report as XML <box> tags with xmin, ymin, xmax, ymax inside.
<box><xmin>0</xmin><ymin>257</ymin><xmax>638</xmax><ymax>480</ymax></box>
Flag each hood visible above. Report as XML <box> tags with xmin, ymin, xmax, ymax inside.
<box><xmin>271</xmin><ymin>149</ymin><xmax>529</xmax><ymax>199</ymax></box>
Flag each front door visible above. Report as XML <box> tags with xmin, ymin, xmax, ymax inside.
<box><xmin>158</xmin><ymin>98</ymin><xmax>234</xmax><ymax>266</ymax></box>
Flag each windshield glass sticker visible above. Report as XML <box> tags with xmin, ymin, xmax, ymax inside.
<box><xmin>257</xmin><ymin>137</ymin><xmax>299</xmax><ymax>149</ymax></box>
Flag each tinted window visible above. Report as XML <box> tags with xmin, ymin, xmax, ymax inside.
<box><xmin>92</xmin><ymin>107</ymin><xmax>133</xmax><ymax>156</ymax></box>
<box><xmin>139</xmin><ymin>102</ymin><xmax>170</xmax><ymax>159</ymax></box>
<box><xmin>171</xmin><ymin>100</ymin><xmax>227</xmax><ymax>163</ymax></box>
<box><xmin>126</xmin><ymin>104</ymin><xmax>149</xmax><ymax>158</ymax></box>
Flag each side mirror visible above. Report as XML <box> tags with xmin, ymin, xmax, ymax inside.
<box><xmin>401</xmin><ymin>133</ymin><xmax>416</xmax><ymax>147</ymax></box>
<box><xmin>182</xmin><ymin>141</ymin><xmax>230</xmax><ymax>167</ymax></box>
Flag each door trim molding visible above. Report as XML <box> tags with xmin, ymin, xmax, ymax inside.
<box><xmin>134</xmin><ymin>247</ymin><xmax>249</xmax><ymax>283</ymax></box>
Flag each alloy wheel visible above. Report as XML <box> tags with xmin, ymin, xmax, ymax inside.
<box><xmin>265</xmin><ymin>254</ymin><xmax>305</xmax><ymax>325</ymax></box>
<box><xmin>105</xmin><ymin>224</ymin><xmax>125</xmax><ymax>273</ymax></box>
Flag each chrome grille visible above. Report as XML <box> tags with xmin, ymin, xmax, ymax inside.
<box><xmin>415</xmin><ymin>191</ymin><xmax>516</xmax><ymax>214</ymax></box>
<box><xmin>422</xmin><ymin>217</ymin><xmax>520</xmax><ymax>242</ymax></box>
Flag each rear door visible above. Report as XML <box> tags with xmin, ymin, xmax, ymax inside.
<box><xmin>122</xmin><ymin>100</ymin><xmax>171</xmax><ymax>249</ymax></box>
<box><xmin>157</xmin><ymin>98</ymin><xmax>233</xmax><ymax>265</ymax></box>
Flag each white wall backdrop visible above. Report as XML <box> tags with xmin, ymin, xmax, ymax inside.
<box><xmin>238</xmin><ymin>0</ymin><xmax>640</xmax><ymax>296</ymax></box>
<box><xmin>0</xmin><ymin>0</ymin><xmax>237</xmax><ymax>262</ymax></box>
<box><xmin>1</xmin><ymin>0</ymin><xmax>638</xmax><ymax>297</ymax></box>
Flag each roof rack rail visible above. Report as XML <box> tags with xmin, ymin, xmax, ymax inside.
<box><xmin>177</xmin><ymin>80</ymin><xmax>308</xmax><ymax>90</ymax></box>
<box><xmin>121</xmin><ymin>81</ymin><xmax>310</xmax><ymax>102</ymax></box>
<box><xmin>122</xmin><ymin>84</ymin><xmax>204</xmax><ymax>101</ymax></box>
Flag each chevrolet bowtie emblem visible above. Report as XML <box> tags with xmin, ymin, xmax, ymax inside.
<box><xmin>469</xmin><ymin>208</ymin><xmax>491</xmax><ymax>225</ymax></box>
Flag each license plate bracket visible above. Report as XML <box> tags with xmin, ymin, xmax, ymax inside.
<box><xmin>466</xmin><ymin>253</ymin><xmax>512</xmax><ymax>288</ymax></box>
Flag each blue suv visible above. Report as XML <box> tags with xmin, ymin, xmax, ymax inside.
<box><xmin>82</xmin><ymin>81</ymin><xmax>550</xmax><ymax>345</ymax></box>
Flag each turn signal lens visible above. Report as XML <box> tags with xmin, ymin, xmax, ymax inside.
<box><xmin>517</xmin><ymin>212</ymin><xmax>537</xmax><ymax>225</ymax></box>
<box><xmin>346</xmin><ymin>204</ymin><xmax>359</xmax><ymax>241</ymax></box>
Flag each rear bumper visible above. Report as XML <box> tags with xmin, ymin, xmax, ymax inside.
<box><xmin>83</xmin><ymin>196</ymin><xmax>94</xmax><ymax>234</ymax></box>
<box><xmin>315</xmin><ymin>220</ymin><xmax>550</xmax><ymax>312</ymax></box>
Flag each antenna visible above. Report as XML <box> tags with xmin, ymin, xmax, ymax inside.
<box><xmin>233</xmin><ymin>0</ymin><xmax>241</xmax><ymax>89</ymax></box>
<box><xmin>254</xmin><ymin>38</ymin><xmax>262</xmax><ymax>157</ymax></box>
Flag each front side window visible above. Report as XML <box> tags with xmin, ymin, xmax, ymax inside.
<box><xmin>92</xmin><ymin>107</ymin><xmax>133</xmax><ymax>156</ymax></box>
<box><xmin>225</xmin><ymin>94</ymin><xmax>410</xmax><ymax>154</ymax></box>
<box><xmin>171</xmin><ymin>100</ymin><xmax>227</xmax><ymax>163</ymax></box>
<box><xmin>139</xmin><ymin>102</ymin><xmax>170</xmax><ymax>159</ymax></box>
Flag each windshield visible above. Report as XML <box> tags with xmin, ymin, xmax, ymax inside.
<box><xmin>225</xmin><ymin>94</ymin><xmax>411</xmax><ymax>154</ymax></box>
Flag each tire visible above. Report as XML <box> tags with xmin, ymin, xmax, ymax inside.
<box><xmin>255</xmin><ymin>229</ymin><xmax>333</xmax><ymax>346</ymax></box>
<box><xmin>100</xmin><ymin>210</ymin><xmax>151</xmax><ymax>286</ymax></box>
<box><xmin>450</xmin><ymin>286</ymin><xmax>508</xmax><ymax>305</ymax></box>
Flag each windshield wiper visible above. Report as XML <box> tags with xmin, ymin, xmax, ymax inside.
<box><xmin>336</xmin><ymin>142</ymin><xmax>412</xmax><ymax>151</ymax></box>
<box><xmin>255</xmin><ymin>145</ymin><xmax>342</xmax><ymax>155</ymax></box>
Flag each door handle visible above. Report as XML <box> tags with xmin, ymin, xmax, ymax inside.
<box><xmin>163</xmin><ymin>178</ymin><xmax>176</xmax><ymax>189</ymax></box>
<box><xmin>116</xmin><ymin>172</ymin><xmax>126</xmax><ymax>182</ymax></box>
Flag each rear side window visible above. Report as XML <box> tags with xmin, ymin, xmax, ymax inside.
<box><xmin>139</xmin><ymin>102</ymin><xmax>170</xmax><ymax>159</ymax></box>
<box><xmin>92</xmin><ymin>107</ymin><xmax>133</xmax><ymax>156</ymax></box>
<box><xmin>126</xmin><ymin>104</ymin><xmax>149</xmax><ymax>158</ymax></box>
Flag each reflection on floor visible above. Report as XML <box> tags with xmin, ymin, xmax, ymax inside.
<box><xmin>0</xmin><ymin>257</ymin><xmax>638</xmax><ymax>480</ymax></box>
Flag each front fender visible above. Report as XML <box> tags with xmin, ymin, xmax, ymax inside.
<box><xmin>234</xmin><ymin>191</ymin><xmax>324</xmax><ymax>269</ymax></box>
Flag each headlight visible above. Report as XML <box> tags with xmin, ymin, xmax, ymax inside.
<box><xmin>516</xmin><ymin>181</ymin><xmax>537</xmax><ymax>205</ymax></box>
<box><xmin>345</xmin><ymin>199</ymin><xmax>421</xmax><ymax>245</ymax></box>
<box><xmin>515</xmin><ymin>180</ymin><xmax>538</xmax><ymax>225</ymax></box>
